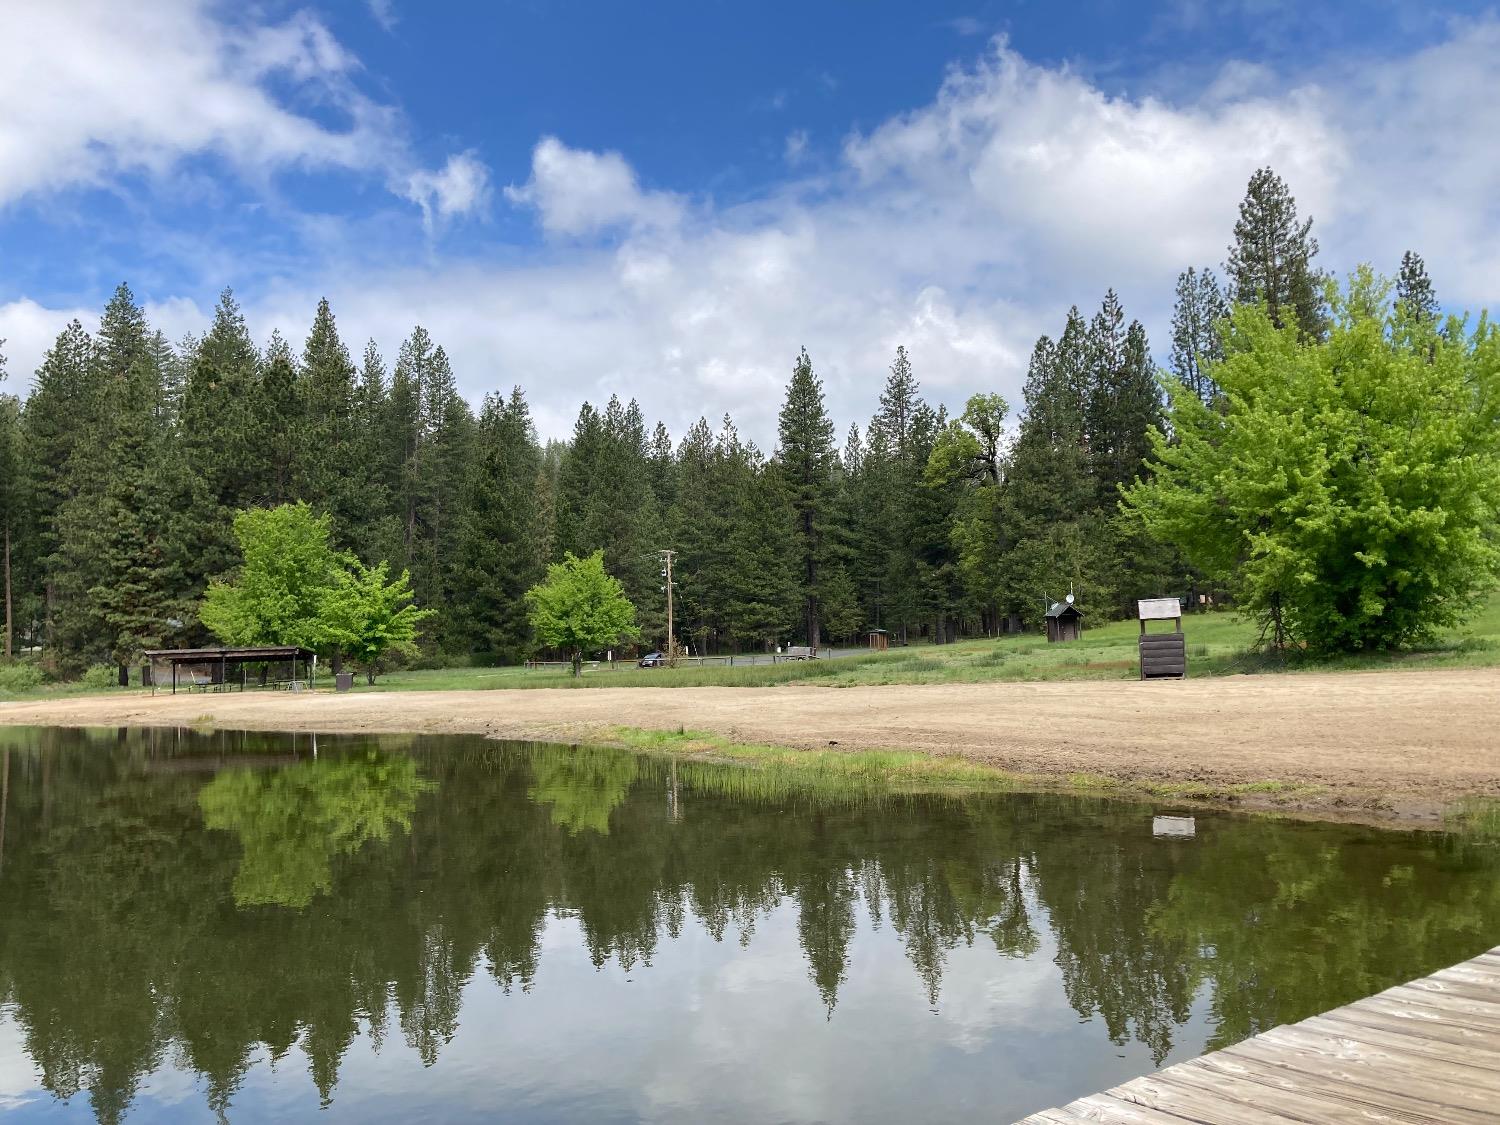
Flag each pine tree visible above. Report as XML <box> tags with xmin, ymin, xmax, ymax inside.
<box><xmin>353</xmin><ymin>340</ymin><xmax>400</xmax><ymax>564</ymax></box>
<box><xmin>47</xmin><ymin>287</ymin><xmax>141</xmax><ymax>660</ymax></box>
<box><xmin>0</xmin><ymin>341</ymin><xmax>19</xmax><ymax>658</ymax></box>
<box><xmin>21</xmin><ymin>319</ymin><xmax>94</xmax><ymax>642</ymax></box>
<box><xmin>454</xmin><ymin>388</ymin><xmax>544</xmax><ymax>661</ymax></box>
<box><xmin>1226</xmin><ymin>166</ymin><xmax>1325</xmax><ymax>338</ymax></box>
<box><xmin>255</xmin><ymin>331</ymin><xmax>302</xmax><ymax>506</ymax></box>
<box><xmin>177</xmin><ymin>289</ymin><xmax>264</xmax><ymax>598</ymax></box>
<box><xmin>52</xmin><ymin>284</ymin><xmax>181</xmax><ymax>671</ymax></box>
<box><xmin>1088</xmin><ymin>297</ymin><xmax>1161</xmax><ymax>502</ymax></box>
<box><xmin>866</xmin><ymin>346</ymin><xmax>930</xmax><ymax>641</ymax></box>
<box><xmin>776</xmin><ymin>348</ymin><xmax>836</xmax><ymax>645</ymax></box>
<box><xmin>552</xmin><ymin>397</ymin><xmax>659</xmax><ymax>636</ymax></box>
<box><xmin>723</xmin><ymin>446</ymin><xmax>798</xmax><ymax>648</ymax></box>
<box><xmin>874</xmin><ymin>345</ymin><xmax>919</xmax><ymax>460</ymax></box>
<box><xmin>1396</xmin><ymin>251</ymin><xmax>1439</xmax><ymax>324</ymax></box>
<box><xmin>1169</xmin><ymin>267</ymin><xmax>1228</xmax><ymax>404</ymax></box>
<box><xmin>594</xmin><ymin>397</ymin><xmax>661</xmax><ymax>625</ymax></box>
<box><xmin>554</xmin><ymin>402</ymin><xmax>603</xmax><ymax>561</ymax></box>
<box><xmin>409</xmin><ymin>344</ymin><xmax>474</xmax><ymax>648</ymax></box>
<box><xmin>389</xmin><ymin>327</ymin><xmax>430</xmax><ymax>565</ymax></box>
<box><xmin>88</xmin><ymin>351</ymin><xmax>184</xmax><ymax>679</ymax></box>
<box><xmin>927</xmin><ymin>393</ymin><xmax>1009</xmax><ymax>633</ymax></box>
<box><xmin>301</xmin><ymin>298</ymin><xmax>361</xmax><ymax>536</ymax></box>
<box><xmin>1000</xmin><ymin>321</ymin><xmax>1097</xmax><ymax>625</ymax></box>
<box><xmin>668</xmin><ymin>416</ymin><xmax>731</xmax><ymax>653</ymax></box>
<box><xmin>1011</xmin><ymin>316</ymin><xmax>1092</xmax><ymax>524</ymax></box>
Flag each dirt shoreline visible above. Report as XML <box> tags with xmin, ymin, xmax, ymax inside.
<box><xmin>5</xmin><ymin>668</ymin><xmax>1500</xmax><ymax>827</ymax></box>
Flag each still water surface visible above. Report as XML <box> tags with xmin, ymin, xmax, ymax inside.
<box><xmin>0</xmin><ymin>727</ymin><xmax>1497</xmax><ymax>1123</ymax></box>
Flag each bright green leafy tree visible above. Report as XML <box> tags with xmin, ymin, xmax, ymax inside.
<box><xmin>1125</xmin><ymin>269</ymin><xmax>1500</xmax><ymax>653</ymax></box>
<box><xmin>525</xmin><ymin>549</ymin><xmax>637</xmax><ymax>675</ymax></box>
<box><xmin>200</xmin><ymin>503</ymin><xmax>341</xmax><ymax>650</ymax></box>
<box><xmin>320</xmin><ymin>560</ymin><xmax>432</xmax><ymax>683</ymax></box>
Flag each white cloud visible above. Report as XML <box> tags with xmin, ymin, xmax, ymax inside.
<box><xmin>401</xmin><ymin>151</ymin><xmax>492</xmax><ymax>233</ymax></box>
<box><xmin>842</xmin><ymin>40</ymin><xmax>1339</xmax><ymax>292</ymax></box>
<box><xmin>504</xmin><ymin>137</ymin><xmax>684</xmax><ymax>237</ymax></box>
<box><xmin>0</xmin><ymin>0</ymin><xmax>482</xmax><ymax>226</ymax></box>
<box><xmin>784</xmin><ymin>130</ymin><xmax>810</xmax><ymax>165</ymax></box>
<box><xmin>0</xmin><ymin>299</ymin><xmax>94</xmax><ymax>390</ymax></box>
<box><xmin>368</xmin><ymin>0</ymin><xmax>399</xmax><ymax>33</ymax></box>
<box><xmin>7</xmin><ymin>20</ymin><xmax>1500</xmax><ymax>450</ymax></box>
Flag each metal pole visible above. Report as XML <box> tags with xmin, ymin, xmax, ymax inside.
<box><xmin>662</xmin><ymin>549</ymin><xmax>676</xmax><ymax>667</ymax></box>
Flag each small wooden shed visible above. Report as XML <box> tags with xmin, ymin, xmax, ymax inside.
<box><xmin>1137</xmin><ymin>597</ymin><xmax>1186</xmax><ymax>679</ymax></box>
<box><xmin>1045</xmin><ymin>600</ymin><xmax>1083</xmax><ymax>643</ymax></box>
<box><xmin>867</xmin><ymin>629</ymin><xmax>890</xmax><ymax>651</ymax></box>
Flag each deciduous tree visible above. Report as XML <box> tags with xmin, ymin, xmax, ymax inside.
<box><xmin>525</xmin><ymin>550</ymin><xmax>638</xmax><ymax>675</ymax></box>
<box><xmin>1125</xmin><ymin>269</ymin><xmax>1500</xmax><ymax>653</ymax></box>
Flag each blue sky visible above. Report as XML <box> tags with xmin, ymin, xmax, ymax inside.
<box><xmin>2</xmin><ymin>0</ymin><xmax>1496</xmax><ymax>440</ymax></box>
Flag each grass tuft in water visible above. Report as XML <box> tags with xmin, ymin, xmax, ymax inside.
<box><xmin>1445</xmin><ymin>798</ymin><xmax>1500</xmax><ymax>840</ymax></box>
<box><xmin>610</xmin><ymin>727</ymin><xmax>1018</xmax><ymax>800</ymax></box>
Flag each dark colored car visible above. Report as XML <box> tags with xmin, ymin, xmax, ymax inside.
<box><xmin>638</xmin><ymin>651</ymin><xmax>667</xmax><ymax>668</ymax></box>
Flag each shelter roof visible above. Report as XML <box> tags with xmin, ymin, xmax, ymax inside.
<box><xmin>142</xmin><ymin>646</ymin><xmax>315</xmax><ymax>662</ymax></box>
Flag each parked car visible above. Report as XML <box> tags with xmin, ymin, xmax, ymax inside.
<box><xmin>638</xmin><ymin>651</ymin><xmax>667</xmax><ymax>668</ymax></box>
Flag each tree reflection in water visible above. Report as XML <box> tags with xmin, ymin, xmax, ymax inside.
<box><xmin>0</xmin><ymin>726</ymin><xmax>1497</xmax><ymax>1123</ymax></box>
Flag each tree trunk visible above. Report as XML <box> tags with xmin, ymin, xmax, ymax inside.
<box><xmin>571</xmin><ymin>650</ymin><xmax>582</xmax><ymax>677</ymax></box>
<box><xmin>2</xmin><ymin>524</ymin><xmax>10</xmax><ymax>660</ymax></box>
<box><xmin>117</xmin><ymin>662</ymin><xmax>129</xmax><ymax>687</ymax></box>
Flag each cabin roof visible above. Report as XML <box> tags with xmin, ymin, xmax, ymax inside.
<box><xmin>1046</xmin><ymin>602</ymin><xmax>1083</xmax><ymax>619</ymax></box>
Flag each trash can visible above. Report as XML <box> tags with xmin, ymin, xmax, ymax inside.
<box><xmin>335</xmin><ymin>671</ymin><xmax>354</xmax><ymax>692</ymax></box>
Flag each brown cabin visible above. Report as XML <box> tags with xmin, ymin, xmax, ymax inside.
<box><xmin>1045</xmin><ymin>601</ymin><xmax>1083</xmax><ymax>643</ymax></box>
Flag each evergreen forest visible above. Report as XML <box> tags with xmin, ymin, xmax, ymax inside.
<box><xmin>0</xmin><ymin>168</ymin><xmax>1482</xmax><ymax>674</ymax></box>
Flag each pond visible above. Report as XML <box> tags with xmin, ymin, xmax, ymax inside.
<box><xmin>0</xmin><ymin>727</ymin><xmax>1497</xmax><ymax>1123</ymax></box>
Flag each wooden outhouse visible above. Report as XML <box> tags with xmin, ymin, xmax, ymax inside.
<box><xmin>1045</xmin><ymin>600</ymin><xmax>1083</xmax><ymax>643</ymax></box>
<box><xmin>867</xmin><ymin>629</ymin><xmax>890</xmax><ymax>651</ymax></box>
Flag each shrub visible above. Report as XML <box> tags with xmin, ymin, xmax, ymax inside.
<box><xmin>0</xmin><ymin>662</ymin><xmax>44</xmax><ymax>693</ymax></box>
<box><xmin>82</xmin><ymin>664</ymin><xmax>119</xmax><ymax>690</ymax></box>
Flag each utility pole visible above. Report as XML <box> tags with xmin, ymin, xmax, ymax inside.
<box><xmin>661</xmin><ymin>548</ymin><xmax>677</xmax><ymax>667</ymax></box>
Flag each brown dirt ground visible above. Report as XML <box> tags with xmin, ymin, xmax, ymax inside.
<box><xmin>4</xmin><ymin>668</ymin><xmax>1500</xmax><ymax>825</ymax></box>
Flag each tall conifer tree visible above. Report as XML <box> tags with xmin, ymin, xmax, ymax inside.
<box><xmin>301</xmin><ymin>298</ymin><xmax>362</xmax><ymax>536</ymax></box>
<box><xmin>255</xmin><ymin>330</ymin><xmax>302</xmax><ymax>506</ymax></box>
<box><xmin>1169</xmin><ymin>267</ymin><xmax>1228</xmax><ymax>404</ymax></box>
<box><xmin>776</xmin><ymin>348</ymin><xmax>836</xmax><ymax>645</ymax></box>
<box><xmin>1226</xmin><ymin>167</ymin><xmax>1325</xmax><ymax>338</ymax></box>
<box><xmin>177</xmin><ymin>289</ymin><xmax>263</xmax><ymax>597</ymax></box>
<box><xmin>0</xmin><ymin>342</ymin><xmax>19</xmax><ymax>658</ymax></box>
<box><xmin>1396</xmin><ymin>251</ymin><xmax>1439</xmax><ymax>324</ymax></box>
<box><xmin>455</xmin><ymin>388</ymin><xmax>544</xmax><ymax>660</ymax></box>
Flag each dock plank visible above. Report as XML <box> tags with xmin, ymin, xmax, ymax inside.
<box><xmin>1014</xmin><ymin>945</ymin><xmax>1500</xmax><ymax>1124</ymax></box>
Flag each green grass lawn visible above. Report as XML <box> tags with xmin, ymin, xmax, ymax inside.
<box><xmin>6</xmin><ymin>600</ymin><xmax>1500</xmax><ymax>702</ymax></box>
<box><xmin>343</xmin><ymin>597</ymin><xmax>1500</xmax><ymax>692</ymax></box>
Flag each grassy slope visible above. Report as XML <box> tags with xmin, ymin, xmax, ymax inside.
<box><xmin>6</xmin><ymin>601</ymin><xmax>1500</xmax><ymax>702</ymax></box>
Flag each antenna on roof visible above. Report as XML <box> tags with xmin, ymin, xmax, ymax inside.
<box><xmin>1065</xmin><ymin>592</ymin><xmax>1075</xmax><ymax>605</ymax></box>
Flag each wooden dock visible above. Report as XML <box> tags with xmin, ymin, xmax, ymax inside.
<box><xmin>1017</xmin><ymin>944</ymin><xmax>1500</xmax><ymax>1124</ymax></box>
